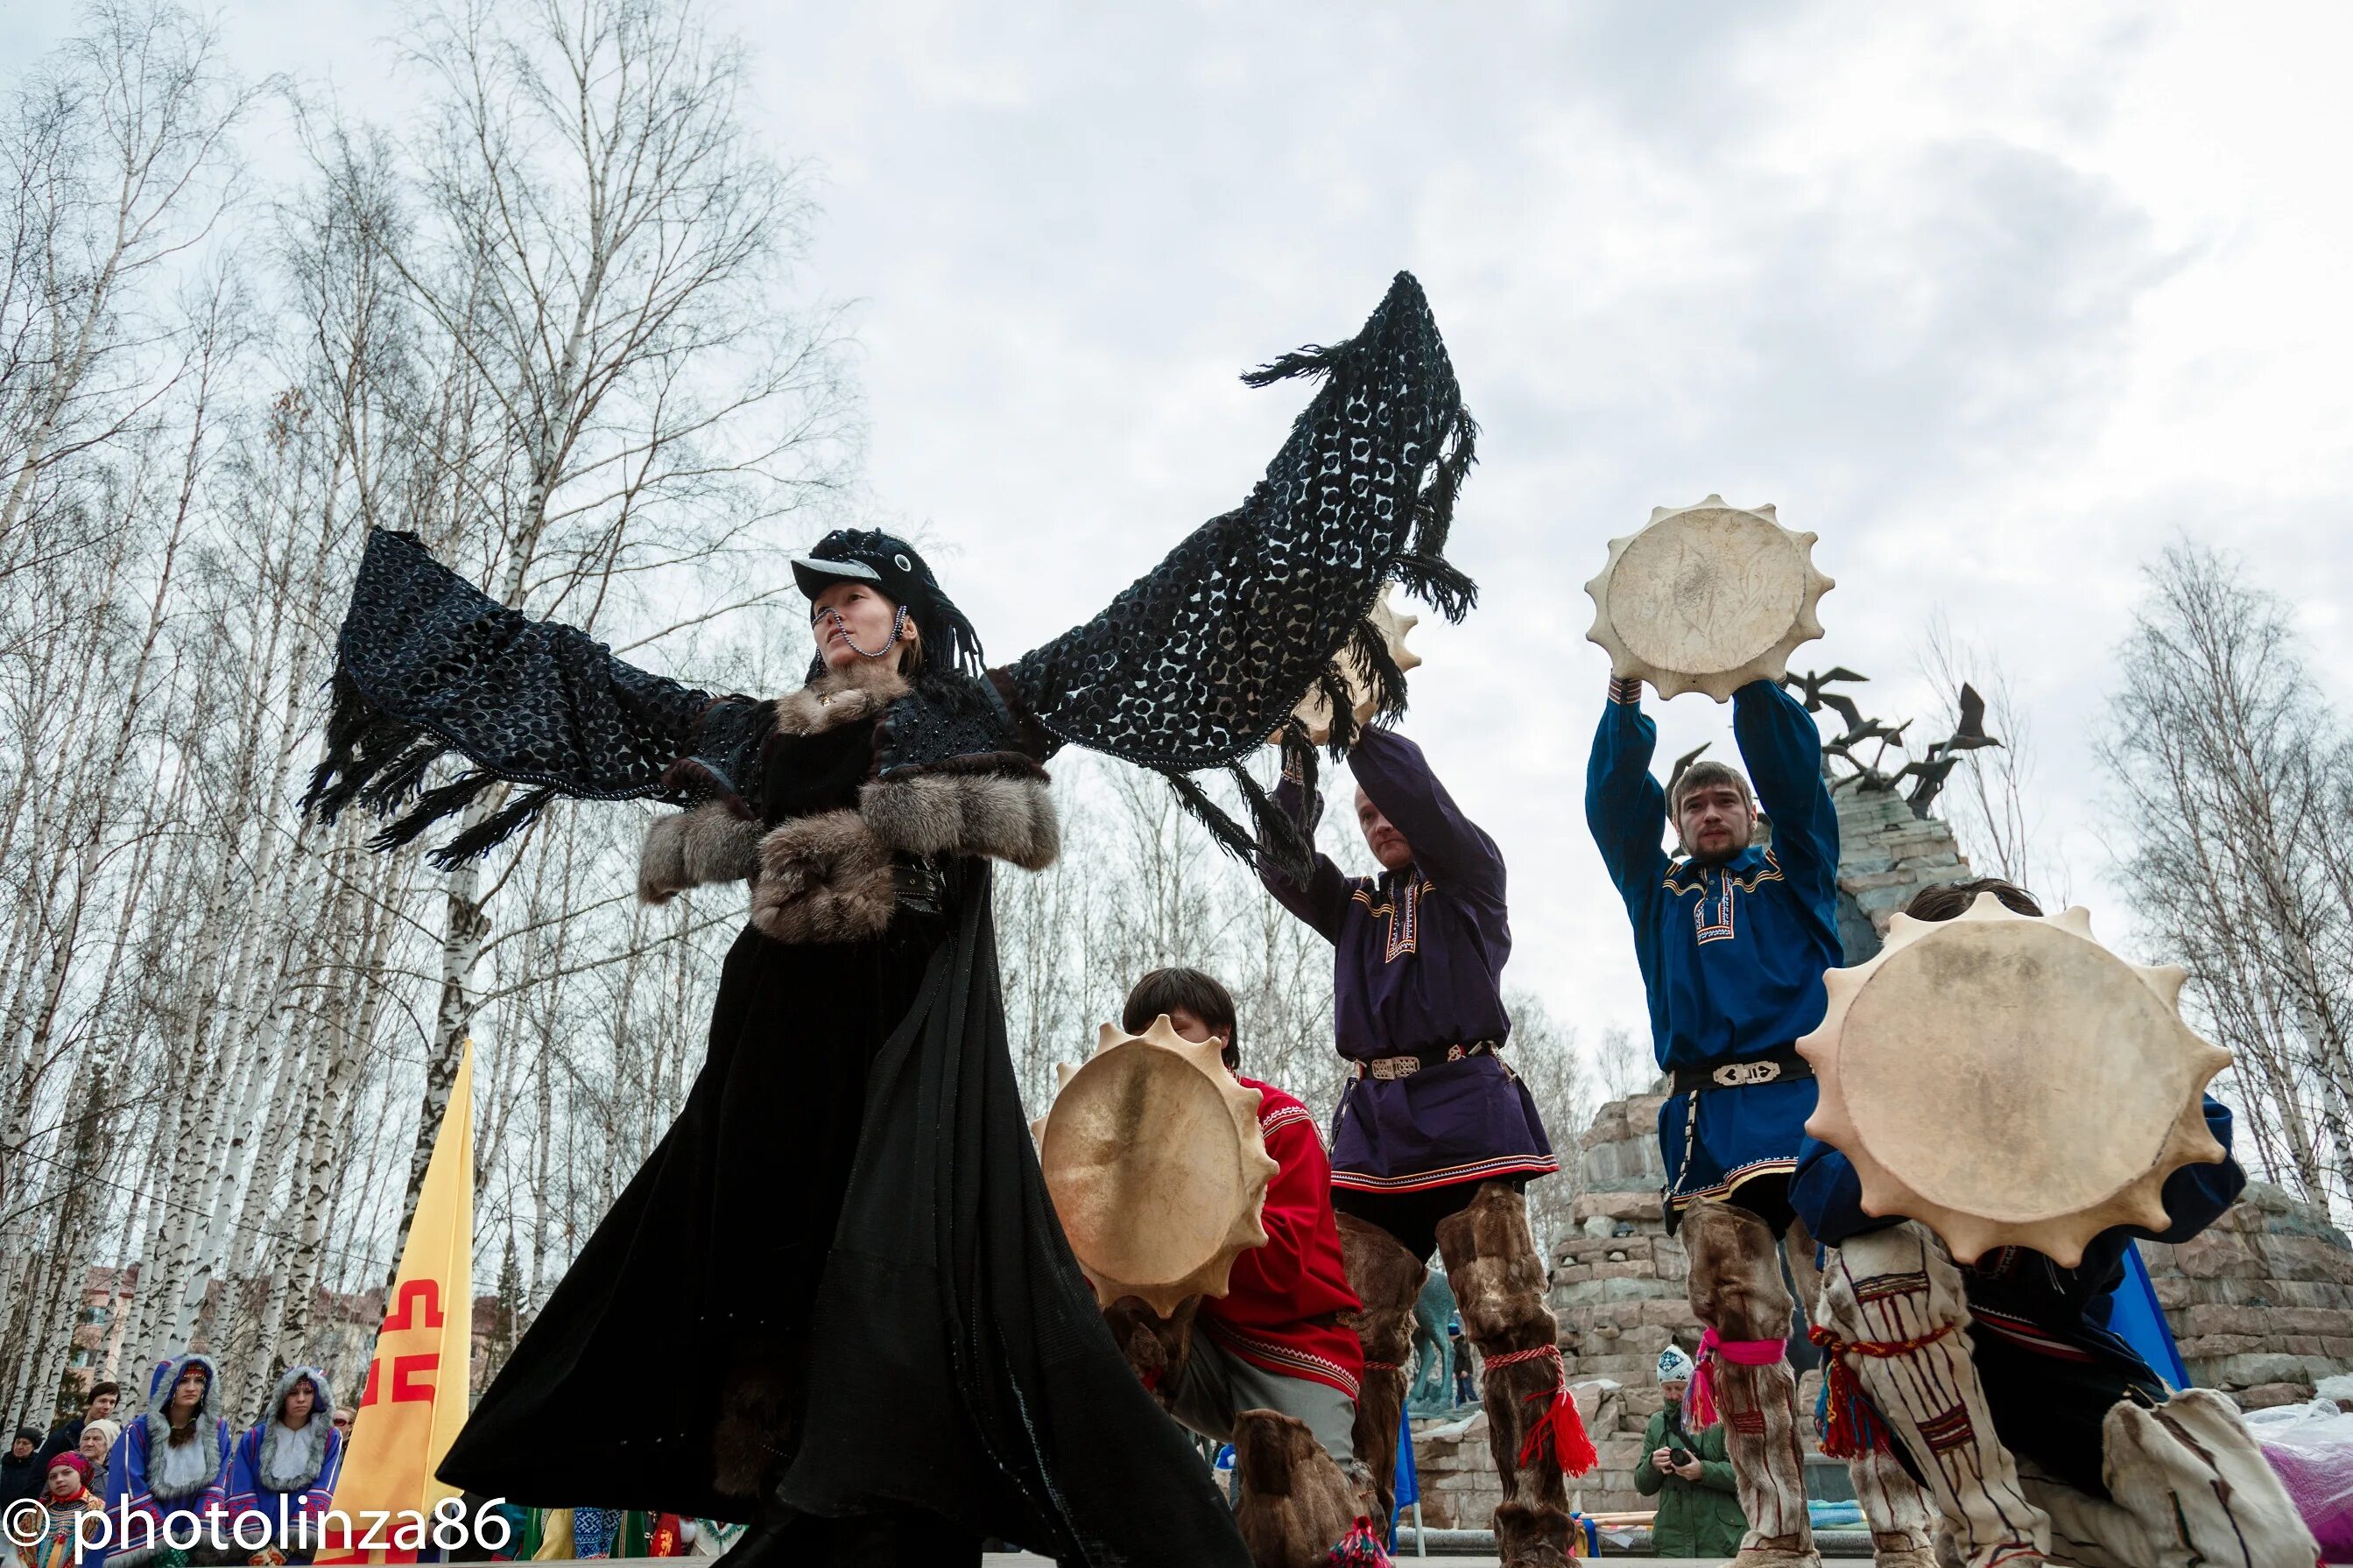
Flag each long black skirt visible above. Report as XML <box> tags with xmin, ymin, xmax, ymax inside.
<box><xmin>438</xmin><ymin>865</ymin><xmax>1249</xmax><ymax>1566</ymax></box>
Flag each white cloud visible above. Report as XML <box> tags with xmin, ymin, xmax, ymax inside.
<box><xmin>9</xmin><ymin>0</ymin><xmax>2345</xmax><ymax>1070</ymax></box>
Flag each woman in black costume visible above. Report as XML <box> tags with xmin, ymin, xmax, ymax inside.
<box><xmin>305</xmin><ymin>274</ymin><xmax>1478</xmax><ymax>1566</ymax></box>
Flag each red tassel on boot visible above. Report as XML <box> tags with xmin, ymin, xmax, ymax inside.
<box><xmin>1488</xmin><ymin>1345</ymin><xmax>1598</xmax><ymax>1477</ymax></box>
<box><xmin>1519</xmin><ymin>1379</ymin><xmax>1600</xmax><ymax>1477</ymax></box>
<box><xmin>1683</xmin><ymin>1326</ymin><xmax>1789</xmax><ymax>1431</ymax></box>
<box><xmin>1808</xmin><ymin>1323</ymin><xmax>1927</xmax><ymax>1459</ymax></box>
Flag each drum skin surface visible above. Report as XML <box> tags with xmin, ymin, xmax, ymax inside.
<box><xmin>1798</xmin><ymin>892</ymin><xmax>2231</xmax><ymax>1267</ymax></box>
<box><xmin>1035</xmin><ymin>1016</ymin><xmax>1279</xmax><ymax>1315</ymax></box>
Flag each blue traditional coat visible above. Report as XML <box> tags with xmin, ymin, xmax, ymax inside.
<box><xmin>1262</xmin><ymin>727</ymin><xmax>1554</xmax><ymax>1192</ymax></box>
<box><xmin>1585</xmin><ymin>677</ymin><xmax>1841</xmax><ymax>1211</ymax></box>
<box><xmin>222</xmin><ymin>1368</ymin><xmax>342</xmax><ymax>1562</ymax></box>
<box><xmin>106</xmin><ymin>1354</ymin><xmax>230</xmax><ymax>1568</ymax></box>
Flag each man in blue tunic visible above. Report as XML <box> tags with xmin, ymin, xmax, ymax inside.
<box><xmin>1586</xmin><ymin>673</ymin><xmax>1934</xmax><ymax>1568</ymax></box>
<box><xmin>1263</xmin><ymin>726</ymin><xmax>1577</xmax><ymax>1568</ymax></box>
<box><xmin>1794</xmin><ymin>878</ymin><xmax>2314</xmax><ymax>1568</ymax></box>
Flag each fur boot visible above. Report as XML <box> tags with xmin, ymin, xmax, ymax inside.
<box><xmin>2101</xmin><ymin>1389</ymin><xmax>2319</xmax><ymax>1568</ymax></box>
<box><xmin>1232</xmin><ymin>1408</ymin><xmax>1372</xmax><ymax>1568</ymax></box>
<box><xmin>1335</xmin><ymin>1211</ymin><xmax>1427</xmax><ymax>1527</ymax></box>
<box><xmin>1434</xmin><ymin>1182</ymin><xmax>1575</xmax><ymax>1568</ymax></box>
<box><xmin>1849</xmin><ymin>1444</ymin><xmax>1944</xmax><ymax>1568</ymax></box>
<box><xmin>2012</xmin><ymin>1459</ymin><xmax>2145</xmax><ymax>1568</ymax></box>
<box><xmin>1682</xmin><ymin>1200</ymin><xmax>1821</xmax><ymax>1568</ymax></box>
<box><xmin>1816</xmin><ymin>1222</ymin><xmax>2047</xmax><ymax>1568</ymax></box>
<box><xmin>1786</xmin><ymin>1222</ymin><xmax>1941</xmax><ymax>1568</ymax></box>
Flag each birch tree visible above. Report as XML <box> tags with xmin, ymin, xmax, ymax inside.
<box><xmin>363</xmin><ymin>0</ymin><xmax>849</xmax><ymax>1272</ymax></box>
<box><xmin>2098</xmin><ymin>543</ymin><xmax>2353</xmax><ymax>1220</ymax></box>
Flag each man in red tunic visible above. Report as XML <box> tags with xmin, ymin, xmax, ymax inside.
<box><xmin>1117</xmin><ymin>967</ymin><xmax>1381</xmax><ymax>1558</ymax></box>
<box><xmin>1119</xmin><ymin>969</ymin><xmax>1364</xmax><ymax>1458</ymax></box>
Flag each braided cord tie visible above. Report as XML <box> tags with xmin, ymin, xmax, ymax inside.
<box><xmin>1806</xmin><ymin>1320</ymin><xmax>1961</xmax><ymax>1456</ymax></box>
<box><xmin>1473</xmin><ymin>1344</ymin><xmax>1598</xmax><ymax>1477</ymax></box>
<box><xmin>1807</xmin><ymin>1320</ymin><xmax>1962</xmax><ymax>1360</ymax></box>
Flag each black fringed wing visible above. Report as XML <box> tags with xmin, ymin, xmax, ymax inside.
<box><xmin>303</xmin><ymin>530</ymin><xmax>764</xmax><ymax>867</ymax></box>
<box><xmin>1006</xmin><ymin>271</ymin><xmax>1478</xmax><ymax>875</ymax></box>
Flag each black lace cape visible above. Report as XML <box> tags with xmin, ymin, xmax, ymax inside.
<box><xmin>304</xmin><ymin>272</ymin><xmax>1476</xmax><ymax>878</ymax></box>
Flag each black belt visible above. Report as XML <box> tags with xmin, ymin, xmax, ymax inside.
<box><xmin>1351</xmin><ymin>1040</ymin><xmax>1500</xmax><ymax>1081</ymax></box>
<box><xmin>1669</xmin><ymin>1043</ymin><xmax>1814</xmax><ymax>1096</ymax></box>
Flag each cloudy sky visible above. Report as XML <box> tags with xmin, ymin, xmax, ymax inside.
<box><xmin>11</xmin><ymin>1</ymin><xmax>2351</xmax><ymax>1056</ymax></box>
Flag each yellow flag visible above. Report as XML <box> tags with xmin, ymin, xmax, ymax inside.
<box><xmin>320</xmin><ymin>1041</ymin><xmax>475</xmax><ymax>1564</ymax></box>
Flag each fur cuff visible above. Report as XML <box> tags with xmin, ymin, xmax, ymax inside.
<box><xmin>638</xmin><ymin>802</ymin><xmax>763</xmax><ymax>904</ymax></box>
<box><xmin>750</xmin><ymin>810</ymin><xmax>898</xmax><ymax>944</ymax></box>
<box><xmin>861</xmin><ymin>772</ymin><xmax>1060</xmax><ymax>871</ymax></box>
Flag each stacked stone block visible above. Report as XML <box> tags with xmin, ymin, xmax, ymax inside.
<box><xmin>2139</xmin><ymin>1179</ymin><xmax>2353</xmax><ymax>1407</ymax></box>
<box><xmin>1831</xmin><ymin>785</ymin><xmax>1970</xmax><ymax>935</ymax></box>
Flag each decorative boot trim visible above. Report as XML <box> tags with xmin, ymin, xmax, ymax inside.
<box><xmin>1807</xmin><ymin>1318</ymin><xmax>1962</xmax><ymax>1457</ymax></box>
<box><xmin>1819</xmin><ymin>1222</ymin><xmax>2047</xmax><ymax>1568</ymax></box>
<box><xmin>1687</xmin><ymin>1325</ymin><xmax>1790</xmax><ymax>1429</ymax></box>
<box><xmin>1327</xmin><ymin>1517</ymin><xmax>1393</xmax><ymax>1568</ymax></box>
<box><xmin>1480</xmin><ymin>1344</ymin><xmax>1597</xmax><ymax>1476</ymax></box>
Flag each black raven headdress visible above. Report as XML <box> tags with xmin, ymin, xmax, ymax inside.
<box><xmin>305</xmin><ymin>271</ymin><xmax>1478</xmax><ymax>878</ymax></box>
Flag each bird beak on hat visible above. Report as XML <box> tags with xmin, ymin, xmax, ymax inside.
<box><xmin>791</xmin><ymin>555</ymin><xmax>883</xmax><ymax>599</ymax></box>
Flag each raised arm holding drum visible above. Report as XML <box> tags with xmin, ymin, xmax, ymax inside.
<box><xmin>1582</xmin><ymin>497</ymin><xmax>2316</xmax><ymax>1568</ymax></box>
<box><xmin>1258</xmin><ymin>721</ymin><xmax>1583</xmax><ymax>1568</ymax></box>
<box><xmin>1583</xmin><ymin>498</ymin><xmax>1936</xmax><ymax>1568</ymax></box>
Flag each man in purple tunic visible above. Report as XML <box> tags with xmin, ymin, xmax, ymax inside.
<box><xmin>1262</xmin><ymin>726</ymin><xmax>1582</xmax><ymax>1568</ymax></box>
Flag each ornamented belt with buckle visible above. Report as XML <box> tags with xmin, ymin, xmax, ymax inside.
<box><xmin>1353</xmin><ymin>1040</ymin><xmax>1499</xmax><ymax>1080</ymax></box>
<box><xmin>1669</xmin><ymin>1043</ymin><xmax>1814</xmax><ymax>1096</ymax></box>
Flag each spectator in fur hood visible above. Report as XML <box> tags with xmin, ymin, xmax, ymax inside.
<box><xmin>225</xmin><ymin>1368</ymin><xmax>342</xmax><ymax>1564</ymax></box>
<box><xmin>1</xmin><ymin>1425</ymin><xmax>44</xmax><ymax>1505</ymax></box>
<box><xmin>107</xmin><ymin>1352</ymin><xmax>230</xmax><ymax>1568</ymax></box>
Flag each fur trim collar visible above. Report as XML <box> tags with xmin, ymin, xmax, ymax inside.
<box><xmin>144</xmin><ymin>1418</ymin><xmax>218</xmax><ymax>1501</ymax></box>
<box><xmin>143</xmin><ymin>1351</ymin><xmax>219</xmax><ymax>1425</ymax></box>
<box><xmin>255</xmin><ymin>1367</ymin><xmax>333</xmax><ymax>1494</ymax></box>
<box><xmin>771</xmin><ymin>664</ymin><xmax>911</xmax><ymax>738</ymax></box>
<box><xmin>141</xmin><ymin>1350</ymin><xmax>222</xmax><ymax>1501</ymax></box>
